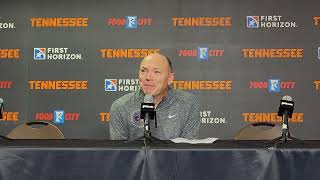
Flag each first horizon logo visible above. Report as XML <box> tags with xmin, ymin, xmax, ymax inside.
<box><xmin>105</xmin><ymin>79</ymin><xmax>140</xmax><ymax>92</ymax></box>
<box><xmin>247</xmin><ymin>15</ymin><xmax>298</xmax><ymax>28</ymax></box>
<box><xmin>0</xmin><ymin>17</ymin><xmax>15</xmax><ymax>29</ymax></box>
<box><xmin>34</xmin><ymin>48</ymin><xmax>83</xmax><ymax>60</ymax></box>
<box><xmin>200</xmin><ymin>110</ymin><xmax>227</xmax><ymax>124</ymax></box>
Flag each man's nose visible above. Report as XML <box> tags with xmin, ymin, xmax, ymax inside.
<box><xmin>145</xmin><ymin>72</ymin><xmax>153</xmax><ymax>80</ymax></box>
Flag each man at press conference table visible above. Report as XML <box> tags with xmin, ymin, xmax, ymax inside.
<box><xmin>109</xmin><ymin>53</ymin><xmax>200</xmax><ymax>140</ymax></box>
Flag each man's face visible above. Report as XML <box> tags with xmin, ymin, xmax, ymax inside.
<box><xmin>139</xmin><ymin>55</ymin><xmax>174</xmax><ymax>98</ymax></box>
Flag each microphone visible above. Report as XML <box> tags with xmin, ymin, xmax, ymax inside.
<box><xmin>278</xmin><ymin>95</ymin><xmax>294</xmax><ymax>141</ymax></box>
<box><xmin>0</xmin><ymin>98</ymin><xmax>3</xmax><ymax>119</ymax></box>
<box><xmin>140</xmin><ymin>94</ymin><xmax>156</xmax><ymax>136</ymax></box>
<box><xmin>0</xmin><ymin>98</ymin><xmax>12</xmax><ymax>140</ymax></box>
<box><xmin>144</xmin><ymin>94</ymin><xmax>153</xmax><ymax>104</ymax></box>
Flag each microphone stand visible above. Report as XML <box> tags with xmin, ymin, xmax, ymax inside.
<box><xmin>128</xmin><ymin>104</ymin><xmax>166</xmax><ymax>145</ymax></box>
<box><xmin>143</xmin><ymin>112</ymin><xmax>163</xmax><ymax>143</ymax></box>
<box><xmin>273</xmin><ymin>97</ymin><xmax>300</xmax><ymax>143</ymax></box>
<box><xmin>274</xmin><ymin>114</ymin><xmax>299</xmax><ymax>142</ymax></box>
<box><xmin>0</xmin><ymin>106</ymin><xmax>12</xmax><ymax>140</ymax></box>
<box><xmin>0</xmin><ymin>103</ymin><xmax>3</xmax><ymax>120</ymax></box>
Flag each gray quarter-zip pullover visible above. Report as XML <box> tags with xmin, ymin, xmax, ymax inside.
<box><xmin>109</xmin><ymin>87</ymin><xmax>200</xmax><ymax>140</ymax></box>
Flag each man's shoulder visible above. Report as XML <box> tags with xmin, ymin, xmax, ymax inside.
<box><xmin>173</xmin><ymin>89</ymin><xmax>198</xmax><ymax>102</ymax></box>
<box><xmin>111</xmin><ymin>91</ymin><xmax>137</xmax><ymax>109</ymax></box>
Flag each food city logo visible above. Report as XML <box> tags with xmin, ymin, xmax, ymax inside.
<box><xmin>171</xmin><ymin>17</ymin><xmax>232</xmax><ymax>27</ymax></box>
<box><xmin>0</xmin><ymin>112</ymin><xmax>20</xmax><ymax>121</ymax></box>
<box><xmin>35</xmin><ymin>110</ymin><xmax>80</xmax><ymax>124</ymax></box>
<box><xmin>28</xmin><ymin>80</ymin><xmax>88</xmax><ymax>90</ymax></box>
<box><xmin>106</xmin><ymin>16</ymin><xmax>152</xmax><ymax>29</ymax></box>
<box><xmin>172</xmin><ymin>80</ymin><xmax>232</xmax><ymax>91</ymax></box>
<box><xmin>34</xmin><ymin>48</ymin><xmax>83</xmax><ymax>61</ymax></box>
<box><xmin>30</xmin><ymin>17</ymin><xmax>88</xmax><ymax>27</ymax></box>
<box><xmin>0</xmin><ymin>49</ymin><xmax>20</xmax><ymax>60</ymax></box>
<box><xmin>99</xmin><ymin>112</ymin><xmax>110</xmax><ymax>122</ymax></box>
<box><xmin>242</xmin><ymin>48</ymin><xmax>303</xmax><ymax>62</ymax></box>
<box><xmin>200</xmin><ymin>110</ymin><xmax>227</xmax><ymax>124</ymax></box>
<box><xmin>178</xmin><ymin>47</ymin><xmax>224</xmax><ymax>61</ymax></box>
<box><xmin>105</xmin><ymin>79</ymin><xmax>140</xmax><ymax>92</ymax></box>
<box><xmin>246</xmin><ymin>15</ymin><xmax>298</xmax><ymax>28</ymax></box>
<box><xmin>0</xmin><ymin>80</ymin><xmax>13</xmax><ymax>89</ymax></box>
<box><xmin>0</xmin><ymin>17</ymin><xmax>15</xmax><ymax>29</ymax></box>
<box><xmin>242</xmin><ymin>112</ymin><xmax>303</xmax><ymax>123</ymax></box>
<box><xmin>100</xmin><ymin>48</ymin><xmax>160</xmax><ymax>59</ymax></box>
<box><xmin>249</xmin><ymin>79</ymin><xmax>296</xmax><ymax>93</ymax></box>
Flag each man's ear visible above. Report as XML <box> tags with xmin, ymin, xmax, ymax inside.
<box><xmin>168</xmin><ymin>73</ymin><xmax>175</xmax><ymax>85</ymax></box>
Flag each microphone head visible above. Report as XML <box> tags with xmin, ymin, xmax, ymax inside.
<box><xmin>278</xmin><ymin>95</ymin><xmax>294</xmax><ymax>117</ymax></box>
<box><xmin>0</xmin><ymin>98</ymin><xmax>3</xmax><ymax>119</ymax></box>
<box><xmin>144</xmin><ymin>94</ymin><xmax>153</xmax><ymax>103</ymax></box>
<box><xmin>282</xmin><ymin>95</ymin><xmax>293</xmax><ymax>102</ymax></box>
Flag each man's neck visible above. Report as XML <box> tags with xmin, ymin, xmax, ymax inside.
<box><xmin>153</xmin><ymin>92</ymin><xmax>168</xmax><ymax>108</ymax></box>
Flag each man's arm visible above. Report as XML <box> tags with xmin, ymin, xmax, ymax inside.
<box><xmin>180</xmin><ymin>96</ymin><xmax>200</xmax><ymax>139</ymax></box>
<box><xmin>108</xmin><ymin>102</ymin><xmax>128</xmax><ymax>140</ymax></box>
